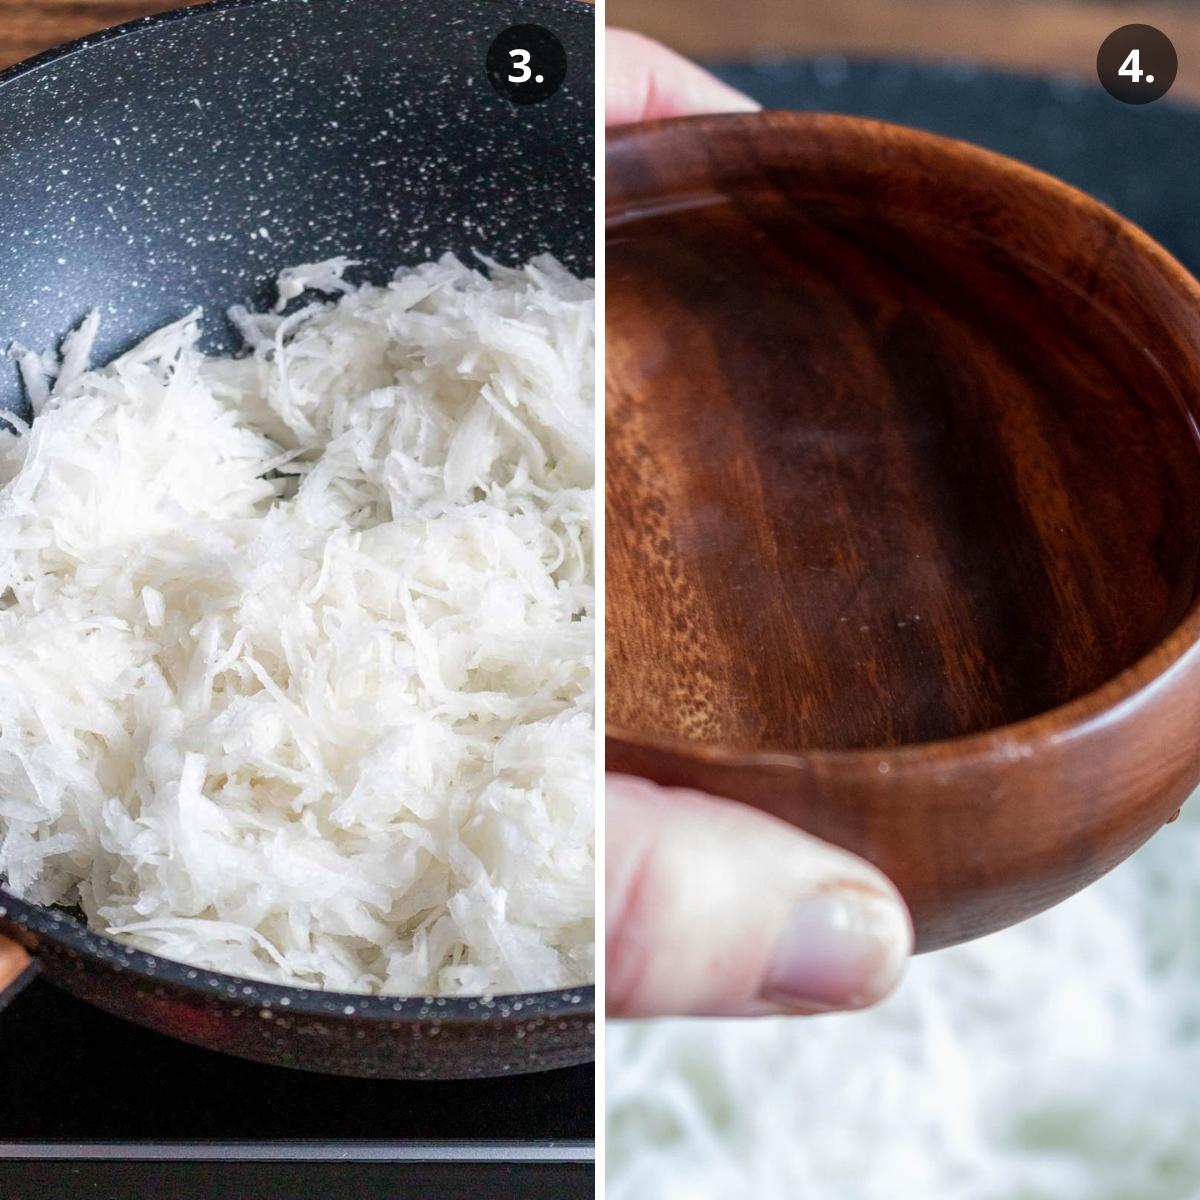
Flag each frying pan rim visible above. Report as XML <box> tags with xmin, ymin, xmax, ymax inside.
<box><xmin>0</xmin><ymin>888</ymin><xmax>595</xmax><ymax>1022</ymax></box>
<box><xmin>0</xmin><ymin>0</ymin><xmax>596</xmax><ymax>1025</ymax></box>
<box><xmin>0</xmin><ymin>0</ymin><xmax>595</xmax><ymax>94</ymax></box>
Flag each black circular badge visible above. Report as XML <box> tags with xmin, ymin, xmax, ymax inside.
<box><xmin>486</xmin><ymin>24</ymin><xmax>567</xmax><ymax>105</ymax></box>
<box><xmin>1097</xmin><ymin>24</ymin><xmax>1177</xmax><ymax>105</ymax></box>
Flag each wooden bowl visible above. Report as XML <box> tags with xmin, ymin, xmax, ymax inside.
<box><xmin>606</xmin><ymin>112</ymin><xmax>1200</xmax><ymax>951</ymax></box>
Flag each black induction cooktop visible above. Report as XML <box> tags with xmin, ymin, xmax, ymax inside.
<box><xmin>0</xmin><ymin>979</ymin><xmax>594</xmax><ymax>1198</ymax></box>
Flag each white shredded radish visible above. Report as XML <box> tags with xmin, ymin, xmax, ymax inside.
<box><xmin>0</xmin><ymin>253</ymin><xmax>595</xmax><ymax>996</ymax></box>
<box><xmin>272</xmin><ymin>256</ymin><xmax>361</xmax><ymax>312</ymax></box>
<box><xmin>607</xmin><ymin>794</ymin><xmax>1200</xmax><ymax>1199</ymax></box>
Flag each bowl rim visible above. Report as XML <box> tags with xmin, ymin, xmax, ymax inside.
<box><xmin>606</xmin><ymin>109</ymin><xmax>1200</xmax><ymax>775</ymax></box>
<box><xmin>0</xmin><ymin>0</ymin><xmax>596</xmax><ymax>1025</ymax></box>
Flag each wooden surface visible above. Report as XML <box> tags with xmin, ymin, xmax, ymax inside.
<box><xmin>609</xmin><ymin>0</ymin><xmax>1200</xmax><ymax>102</ymax></box>
<box><xmin>606</xmin><ymin>113</ymin><xmax>1200</xmax><ymax>949</ymax></box>
<box><xmin>0</xmin><ymin>0</ymin><xmax>202</xmax><ymax>70</ymax></box>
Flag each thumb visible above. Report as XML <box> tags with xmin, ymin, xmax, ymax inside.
<box><xmin>606</xmin><ymin>775</ymin><xmax>913</xmax><ymax>1018</ymax></box>
<box><xmin>606</xmin><ymin>29</ymin><xmax>760</xmax><ymax>127</ymax></box>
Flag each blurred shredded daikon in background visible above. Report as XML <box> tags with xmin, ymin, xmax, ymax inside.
<box><xmin>0</xmin><ymin>254</ymin><xmax>594</xmax><ymax>995</ymax></box>
<box><xmin>608</xmin><ymin>795</ymin><xmax>1200</xmax><ymax>1199</ymax></box>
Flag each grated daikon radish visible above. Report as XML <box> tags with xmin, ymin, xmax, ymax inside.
<box><xmin>607</xmin><ymin>794</ymin><xmax>1200</xmax><ymax>1199</ymax></box>
<box><xmin>0</xmin><ymin>253</ymin><xmax>594</xmax><ymax>996</ymax></box>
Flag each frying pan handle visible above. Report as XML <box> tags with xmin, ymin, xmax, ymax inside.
<box><xmin>0</xmin><ymin>931</ymin><xmax>39</xmax><ymax>1012</ymax></box>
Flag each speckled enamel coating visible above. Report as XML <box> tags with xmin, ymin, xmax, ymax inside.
<box><xmin>0</xmin><ymin>0</ymin><xmax>595</xmax><ymax>1080</ymax></box>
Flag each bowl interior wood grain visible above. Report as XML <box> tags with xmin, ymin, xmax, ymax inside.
<box><xmin>608</xmin><ymin>113</ymin><xmax>1200</xmax><ymax>754</ymax></box>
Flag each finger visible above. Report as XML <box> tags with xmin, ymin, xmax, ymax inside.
<box><xmin>606</xmin><ymin>775</ymin><xmax>913</xmax><ymax>1019</ymax></box>
<box><xmin>606</xmin><ymin>29</ymin><xmax>760</xmax><ymax>127</ymax></box>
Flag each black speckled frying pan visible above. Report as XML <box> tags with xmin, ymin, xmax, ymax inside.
<box><xmin>0</xmin><ymin>0</ymin><xmax>594</xmax><ymax>1081</ymax></box>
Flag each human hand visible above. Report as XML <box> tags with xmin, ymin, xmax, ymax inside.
<box><xmin>606</xmin><ymin>28</ymin><xmax>760</xmax><ymax>127</ymax></box>
<box><xmin>606</xmin><ymin>777</ymin><xmax>913</xmax><ymax>1018</ymax></box>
